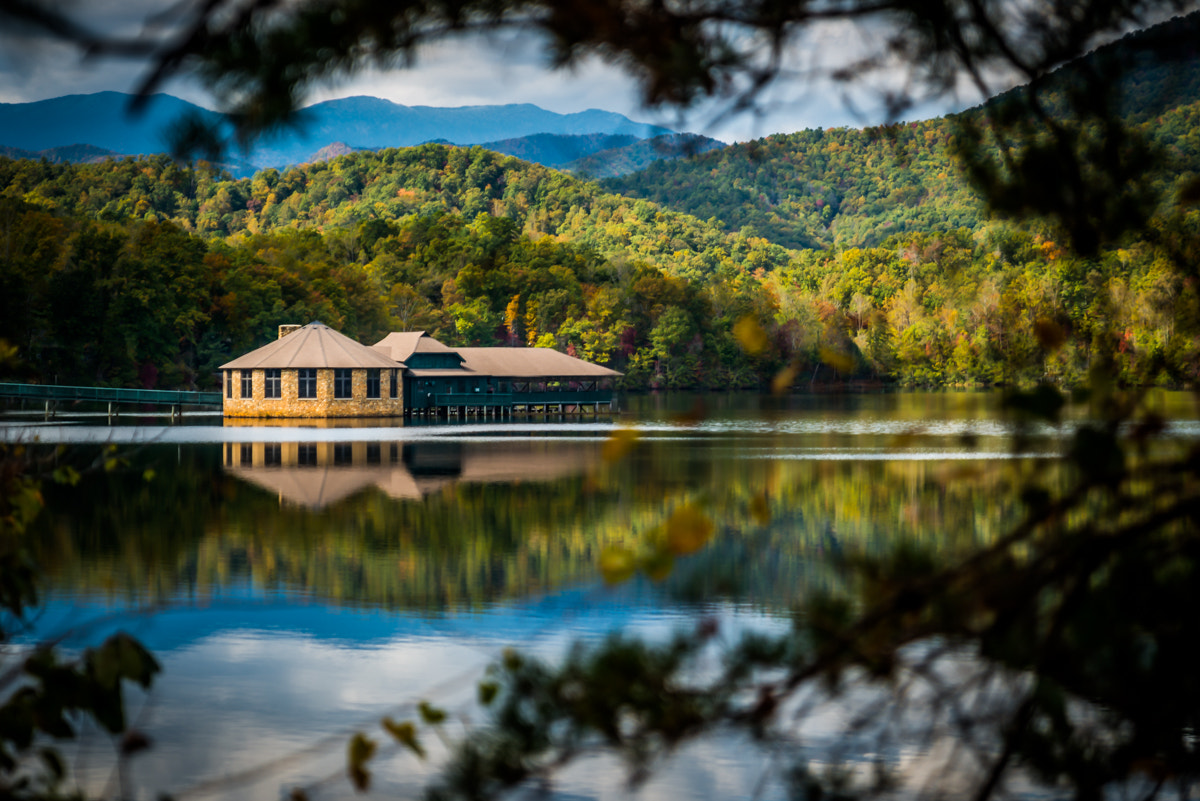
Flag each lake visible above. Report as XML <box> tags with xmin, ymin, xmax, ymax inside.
<box><xmin>5</xmin><ymin>390</ymin><xmax>1198</xmax><ymax>800</ymax></box>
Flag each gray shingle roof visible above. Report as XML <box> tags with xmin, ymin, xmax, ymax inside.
<box><xmin>455</xmin><ymin>347</ymin><xmax>621</xmax><ymax>378</ymax></box>
<box><xmin>373</xmin><ymin>333</ymin><xmax>620</xmax><ymax>378</ymax></box>
<box><xmin>220</xmin><ymin>322</ymin><xmax>401</xmax><ymax>370</ymax></box>
<box><xmin>372</xmin><ymin>331</ymin><xmax>459</xmax><ymax>364</ymax></box>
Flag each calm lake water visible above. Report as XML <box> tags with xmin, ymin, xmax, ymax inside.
<box><xmin>5</xmin><ymin>390</ymin><xmax>1199</xmax><ymax>800</ymax></box>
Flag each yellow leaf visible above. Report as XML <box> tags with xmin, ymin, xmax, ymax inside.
<box><xmin>347</xmin><ymin>733</ymin><xmax>376</xmax><ymax>792</ymax></box>
<box><xmin>733</xmin><ymin>315</ymin><xmax>769</xmax><ymax>355</ymax></box>
<box><xmin>599</xmin><ymin>546</ymin><xmax>637</xmax><ymax>584</ymax></box>
<box><xmin>382</xmin><ymin>718</ymin><xmax>425</xmax><ymax>759</ymax></box>
<box><xmin>0</xmin><ymin>339</ymin><xmax>20</xmax><ymax>367</ymax></box>
<box><xmin>819</xmin><ymin>346</ymin><xmax>856</xmax><ymax>373</ymax></box>
<box><xmin>666</xmin><ymin>506</ymin><xmax>714</xmax><ymax>555</ymax></box>
<box><xmin>771</xmin><ymin>363</ymin><xmax>798</xmax><ymax>395</ymax></box>
<box><xmin>602</xmin><ymin>428</ymin><xmax>640</xmax><ymax>462</ymax></box>
<box><xmin>477</xmin><ymin>681</ymin><xmax>499</xmax><ymax>706</ymax></box>
<box><xmin>417</xmin><ymin>701</ymin><xmax>446</xmax><ymax>725</ymax></box>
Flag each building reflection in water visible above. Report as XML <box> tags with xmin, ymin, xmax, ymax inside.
<box><xmin>222</xmin><ymin>438</ymin><xmax>599</xmax><ymax>508</ymax></box>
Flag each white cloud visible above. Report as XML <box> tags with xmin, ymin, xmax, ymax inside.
<box><xmin>0</xmin><ymin>6</ymin><xmax>992</xmax><ymax>140</ymax></box>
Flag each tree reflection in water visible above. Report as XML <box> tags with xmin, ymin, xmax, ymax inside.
<box><xmin>17</xmin><ymin>392</ymin><xmax>1158</xmax><ymax>799</ymax></box>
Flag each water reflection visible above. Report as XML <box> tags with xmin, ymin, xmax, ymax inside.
<box><xmin>26</xmin><ymin>404</ymin><xmax>1061</xmax><ymax>613</ymax></box>
<box><xmin>14</xmin><ymin>392</ymin><xmax>1199</xmax><ymax>801</ymax></box>
<box><xmin>222</xmin><ymin>440</ymin><xmax>597</xmax><ymax>508</ymax></box>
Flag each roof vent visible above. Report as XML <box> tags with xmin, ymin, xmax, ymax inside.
<box><xmin>278</xmin><ymin>324</ymin><xmax>301</xmax><ymax>339</ymax></box>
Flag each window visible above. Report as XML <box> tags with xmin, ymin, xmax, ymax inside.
<box><xmin>298</xmin><ymin>368</ymin><xmax>317</xmax><ymax>399</ymax></box>
<box><xmin>241</xmin><ymin>371</ymin><xmax>252</xmax><ymax>399</ymax></box>
<box><xmin>367</xmin><ymin>443</ymin><xmax>381</xmax><ymax>464</ymax></box>
<box><xmin>225</xmin><ymin>372</ymin><xmax>232</xmax><ymax>398</ymax></box>
<box><xmin>366</xmin><ymin>369</ymin><xmax>381</xmax><ymax>399</ymax></box>
<box><xmin>298</xmin><ymin>443</ymin><xmax>317</xmax><ymax>466</ymax></box>
<box><xmin>264</xmin><ymin>444</ymin><xmax>281</xmax><ymax>465</ymax></box>
<box><xmin>389</xmin><ymin>370</ymin><xmax>398</xmax><ymax>399</ymax></box>
<box><xmin>334</xmin><ymin>369</ymin><xmax>353</xmax><ymax>399</ymax></box>
<box><xmin>334</xmin><ymin>443</ymin><xmax>353</xmax><ymax>465</ymax></box>
<box><xmin>240</xmin><ymin>444</ymin><xmax>252</xmax><ymax>466</ymax></box>
<box><xmin>264</xmin><ymin>369</ymin><xmax>281</xmax><ymax>399</ymax></box>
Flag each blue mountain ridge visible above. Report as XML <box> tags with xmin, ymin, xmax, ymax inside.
<box><xmin>0</xmin><ymin>92</ymin><xmax>675</xmax><ymax>170</ymax></box>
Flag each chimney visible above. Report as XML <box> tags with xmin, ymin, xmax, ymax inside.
<box><xmin>278</xmin><ymin>324</ymin><xmax>301</xmax><ymax>339</ymax></box>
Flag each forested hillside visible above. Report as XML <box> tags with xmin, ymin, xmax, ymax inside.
<box><xmin>0</xmin><ymin>145</ymin><xmax>796</xmax><ymax>281</ymax></box>
<box><xmin>3</xmin><ymin>14</ymin><xmax>1200</xmax><ymax>397</ymax></box>
<box><xmin>602</xmin><ymin>11</ymin><xmax>1200</xmax><ymax>251</ymax></box>
<box><xmin>0</xmin><ymin>157</ymin><xmax>786</xmax><ymax>391</ymax></box>
<box><xmin>604</xmin><ymin>121</ymin><xmax>985</xmax><ymax>250</ymax></box>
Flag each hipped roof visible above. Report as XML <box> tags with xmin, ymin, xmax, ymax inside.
<box><xmin>221</xmin><ymin>322</ymin><xmax>401</xmax><ymax>370</ymax></box>
<box><xmin>455</xmin><ymin>347</ymin><xmax>621</xmax><ymax>378</ymax></box>
<box><xmin>373</xmin><ymin>331</ymin><xmax>459</xmax><ymax>364</ymax></box>
<box><xmin>373</xmin><ymin>332</ymin><xmax>619</xmax><ymax>377</ymax></box>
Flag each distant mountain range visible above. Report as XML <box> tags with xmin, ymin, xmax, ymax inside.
<box><xmin>0</xmin><ymin>92</ymin><xmax>716</xmax><ymax>176</ymax></box>
<box><xmin>0</xmin><ymin>143</ymin><xmax>121</xmax><ymax>164</ymax></box>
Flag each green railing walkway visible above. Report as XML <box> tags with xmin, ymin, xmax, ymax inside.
<box><xmin>0</xmin><ymin>382</ymin><xmax>223</xmax><ymax>409</ymax></box>
<box><xmin>411</xmin><ymin>390</ymin><xmax>615</xmax><ymax>418</ymax></box>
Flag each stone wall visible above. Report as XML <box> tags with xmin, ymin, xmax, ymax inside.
<box><xmin>222</xmin><ymin>368</ymin><xmax>404</xmax><ymax>418</ymax></box>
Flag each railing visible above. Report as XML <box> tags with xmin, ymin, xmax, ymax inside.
<box><xmin>433</xmin><ymin>393</ymin><xmax>514</xmax><ymax>407</ymax></box>
<box><xmin>509</xmin><ymin>390</ymin><xmax>614</xmax><ymax>405</ymax></box>
<box><xmin>429</xmin><ymin>390</ymin><xmax>613</xmax><ymax>407</ymax></box>
<box><xmin>0</xmin><ymin>382</ymin><xmax>223</xmax><ymax>407</ymax></box>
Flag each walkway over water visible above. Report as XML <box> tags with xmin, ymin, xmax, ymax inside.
<box><xmin>0</xmin><ymin>382</ymin><xmax>222</xmax><ymax>419</ymax></box>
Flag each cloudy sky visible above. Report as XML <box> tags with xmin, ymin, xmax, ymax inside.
<box><xmin>0</xmin><ymin>2</ymin><xmax>998</xmax><ymax>142</ymax></box>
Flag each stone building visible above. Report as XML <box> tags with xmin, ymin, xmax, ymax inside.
<box><xmin>220</xmin><ymin>323</ymin><xmax>621</xmax><ymax>418</ymax></box>
<box><xmin>220</xmin><ymin>323</ymin><xmax>404</xmax><ymax>418</ymax></box>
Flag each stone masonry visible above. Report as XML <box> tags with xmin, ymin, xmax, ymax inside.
<box><xmin>222</xmin><ymin>368</ymin><xmax>404</xmax><ymax>418</ymax></box>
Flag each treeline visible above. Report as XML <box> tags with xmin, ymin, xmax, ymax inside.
<box><xmin>2</xmin><ymin>123</ymin><xmax>1199</xmax><ymax>391</ymax></box>
<box><xmin>0</xmin><ymin>190</ymin><xmax>779</xmax><ymax>390</ymax></box>
<box><xmin>0</xmin><ymin>145</ymin><xmax>796</xmax><ymax>281</ymax></box>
